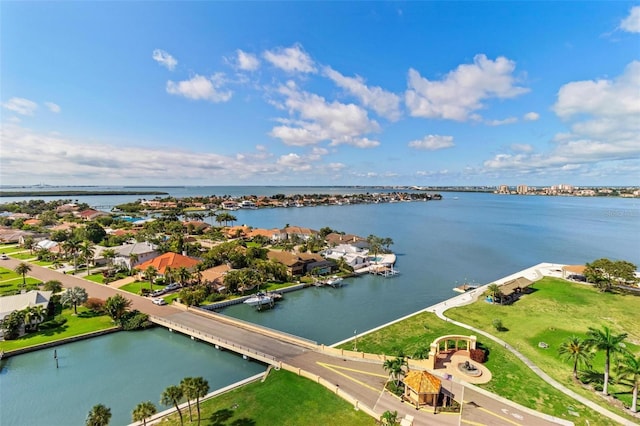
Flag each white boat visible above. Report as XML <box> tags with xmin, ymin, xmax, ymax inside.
<box><xmin>324</xmin><ymin>276</ymin><xmax>343</xmax><ymax>287</ymax></box>
<box><xmin>243</xmin><ymin>292</ymin><xmax>274</xmax><ymax>308</ymax></box>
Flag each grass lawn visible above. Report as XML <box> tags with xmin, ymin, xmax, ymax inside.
<box><xmin>447</xmin><ymin>277</ymin><xmax>640</xmax><ymax>419</ymax></box>
<box><xmin>85</xmin><ymin>273</ymin><xmax>104</xmax><ymax>284</ymax></box>
<box><xmin>31</xmin><ymin>260</ymin><xmax>54</xmax><ymax>267</ymax></box>
<box><xmin>157</xmin><ymin>369</ymin><xmax>375</xmax><ymax>426</ymax></box>
<box><xmin>0</xmin><ymin>267</ymin><xmax>20</xmax><ymax>280</ymax></box>
<box><xmin>0</xmin><ymin>245</ymin><xmax>28</xmax><ymax>254</ymax></box>
<box><xmin>341</xmin><ymin>311</ymin><xmax>614</xmax><ymax>425</ymax></box>
<box><xmin>11</xmin><ymin>252</ymin><xmax>37</xmax><ymax>260</ymax></box>
<box><xmin>120</xmin><ymin>281</ymin><xmax>165</xmax><ymax>294</ymax></box>
<box><xmin>0</xmin><ymin>306</ymin><xmax>117</xmax><ymax>352</ymax></box>
<box><xmin>0</xmin><ymin>277</ymin><xmax>42</xmax><ymax>296</ymax></box>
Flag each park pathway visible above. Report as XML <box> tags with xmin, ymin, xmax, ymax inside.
<box><xmin>431</xmin><ymin>262</ymin><xmax>637</xmax><ymax>426</ymax></box>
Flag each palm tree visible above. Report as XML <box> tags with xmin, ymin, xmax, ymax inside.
<box><xmin>104</xmin><ymin>294</ymin><xmax>132</xmax><ymax>323</ymax></box>
<box><xmin>102</xmin><ymin>248</ymin><xmax>116</xmax><ymax>270</ymax></box>
<box><xmin>585</xmin><ymin>326</ymin><xmax>629</xmax><ymax>395</ymax></box>
<box><xmin>180</xmin><ymin>377</ymin><xmax>196</xmax><ymax>421</ymax></box>
<box><xmin>14</xmin><ymin>262</ymin><xmax>32</xmax><ymax>288</ymax></box>
<box><xmin>144</xmin><ymin>266</ymin><xmax>158</xmax><ymax>292</ymax></box>
<box><xmin>132</xmin><ymin>401</ymin><xmax>156</xmax><ymax>426</ymax></box>
<box><xmin>129</xmin><ymin>252</ymin><xmax>140</xmax><ymax>271</ymax></box>
<box><xmin>485</xmin><ymin>283</ymin><xmax>502</xmax><ymax>304</ymax></box>
<box><xmin>190</xmin><ymin>377</ymin><xmax>209</xmax><ymax>426</ymax></box>
<box><xmin>383</xmin><ymin>355</ymin><xmax>408</xmax><ymax>387</ymax></box>
<box><xmin>176</xmin><ymin>266</ymin><xmax>192</xmax><ymax>287</ymax></box>
<box><xmin>80</xmin><ymin>241</ymin><xmax>95</xmax><ymax>274</ymax></box>
<box><xmin>161</xmin><ymin>385</ymin><xmax>185</xmax><ymax>426</ymax></box>
<box><xmin>86</xmin><ymin>404</ymin><xmax>111</xmax><ymax>426</ymax></box>
<box><xmin>558</xmin><ymin>336</ymin><xmax>593</xmax><ymax>380</ymax></box>
<box><xmin>63</xmin><ymin>239</ymin><xmax>82</xmax><ymax>270</ymax></box>
<box><xmin>164</xmin><ymin>266</ymin><xmax>175</xmax><ymax>285</ymax></box>
<box><xmin>43</xmin><ymin>280</ymin><xmax>63</xmax><ymax>293</ymax></box>
<box><xmin>617</xmin><ymin>353</ymin><xmax>640</xmax><ymax>412</ymax></box>
<box><xmin>60</xmin><ymin>286</ymin><xmax>89</xmax><ymax>315</ymax></box>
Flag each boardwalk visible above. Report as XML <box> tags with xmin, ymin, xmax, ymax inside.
<box><xmin>4</xmin><ymin>258</ymin><xmax>566</xmax><ymax>426</ymax></box>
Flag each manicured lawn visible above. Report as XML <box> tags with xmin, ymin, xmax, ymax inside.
<box><xmin>31</xmin><ymin>260</ymin><xmax>54</xmax><ymax>267</ymax></box>
<box><xmin>120</xmin><ymin>281</ymin><xmax>165</xmax><ymax>294</ymax></box>
<box><xmin>158</xmin><ymin>369</ymin><xmax>375</xmax><ymax>426</ymax></box>
<box><xmin>342</xmin><ymin>311</ymin><xmax>613</xmax><ymax>425</ymax></box>
<box><xmin>0</xmin><ymin>307</ymin><xmax>117</xmax><ymax>352</ymax></box>
<box><xmin>0</xmin><ymin>277</ymin><xmax>42</xmax><ymax>296</ymax></box>
<box><xmin>0</xmin><ymin>267</ymin><xmax>20</xmax><ymax>280</ymax></box>
<box><xmin>85</xmin><ymin>273</ymin><xmax>105</xmax><ymax>284</ymax></box>
<box><xmin>447</xmin><ymin>277</ymin><xmax>640</xmax><ymax>419</ymax></box>
<box><xmin>0</xmin><ymin>245</ymin><xmax>28</xmax><ymax>254</ymax></box>
<box><xmin>11</xmin><ymin>252</ymin><xmax>37</xmax><ymax>260</ymax></box>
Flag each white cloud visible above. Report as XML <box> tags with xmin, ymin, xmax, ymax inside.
<box><xmin>235</xmin><ymin>49</ymin><xmax>260</xmax><ymax>71</ymax></box>
<box><xmin>166</xmin><ymin>74</ymin><xmax>232</xmax><ymax>103</ymax></box>
<box><xmin>620</xmin><ymin>6</ymin><xmax>640</xmax><ymax>33</ymax></box>
<box><xmin>523</xmin><ymin>112</ymin><xmax>539</xmax><ymax>121</ymax></box>
<box><xmin>408</xmin><ymin>135</ymin><xmax>454</xmax><ymax>151</ymax></box>
<box><xmin>483</xmin><ymin>63</ymin><xmax>640</xmax><ymax>177</ymax></box>
<box><xmin>510</xmin><ymin>143</ymin><xmax>534</xmax><ymax>153</ymax></box>
<box><xmin>263</xmin><ymin>44</ymin><xmax>316</xmax><ymax>73</ymax></box>
<box><xmin>486</xmin><ymin>117</ymin><xmax>518</xmax><ymax>126</ymax></box>
<box><xmin>323</xmin><ymin>66</ymin><xmax>401</xmax><ymax>121</ymax></box>
<box><xmin>405</xmin><ymin>54</ymin><xmax>529</xmax><ymax>121</ymax></box>
<box><xmin>3</xmin><ymin>97</ymin><xmax>38</xmax><ymax>116</ymax></box>
<box><xmin>269</xmin><ymin>81</ymin><xmax>380</xmax><ymax>148</ymax></box>
<box><xmin>45</xmin><ymin>102</ymin><xmax>61</xmax><ymax>113</ymax></box>
<box><xmin>152</xmin><ymin>49</ymin><xmax>178</xmax><ymax>71</ymax></box>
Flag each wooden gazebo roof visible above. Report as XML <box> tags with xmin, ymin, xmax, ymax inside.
<box><xmin>403</xmin><ymin>370</ymin><xmax>441</xmax><ymax>394</ymax></box>
<box><xmin>500</xmin><ymin>276</ymin><xmax>533</xmax><ymax>296</ymax></box>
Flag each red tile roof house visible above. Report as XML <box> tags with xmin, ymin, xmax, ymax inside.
<box><xmin>135</xmin><ymin>252</ymin><xmax>201</xmax><ymax>278</ymax></box>
<box><xmin>266</xmin><ymin>250</ymin><xmax>335</xmax><ymax>276</ymax></box>
<box><xmin>283</xmin><ymin>226</ymin><xmax>318</xmax><ymax>241</ymax></box>
<box><xmin>200</xmin><ymin>264</ymin><xmax>232</xmax><ymax>293</ymax></box>
<box><xmin>76</xmin><ymin>209</ymin><xmax>108</xmax><ymax>221</ymax></box>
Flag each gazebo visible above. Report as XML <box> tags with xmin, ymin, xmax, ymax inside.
<box><xmin>402</xmin><ymin>370</ymin><xmax>442</xmax><ymax>409</ymax></box>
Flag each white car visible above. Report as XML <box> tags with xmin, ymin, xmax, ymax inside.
<box><xmin>0</xmin><ymin>254</ymin><xmax>8</xmax><ymax>260</ymax></box>
<box><xmin>152</xmin><ymin>298</ymin><xmax>167</xmax><ymax>306</ymax></box>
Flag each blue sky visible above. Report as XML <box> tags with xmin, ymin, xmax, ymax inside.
<box><xmin>1</xmin><ymin>2</ymin><xmax>639</xmax><ymax>187</ymax></box>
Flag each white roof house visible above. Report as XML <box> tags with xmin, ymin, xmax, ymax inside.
<box><xmin>0</xmin><ymin>290</ymin><xmax>52</xmax><ymax>321</ymax></box>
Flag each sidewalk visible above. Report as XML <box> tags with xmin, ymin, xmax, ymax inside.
<box><xmin>435</xmin><ymin>262</ymin><xmax>636</xmax><ymax>426</ymax></box>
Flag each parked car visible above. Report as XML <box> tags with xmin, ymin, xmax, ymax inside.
<box><xmin>0</xmin><ymin>254</ymin><xmax>8</xmax><ymax>260</ymax></box>
<box><xmin>152</xmin><ymin>298</ymin><xmax>167</xmax><ymax>306</ymax></box>
<box><xmin>165</xmin><ymin>283</ymin><xmax>180</xmax><ymax>291</ymax></box>
<box><xmin>150</xmin><ymin>289</ymin><xmax>165</xmax><ymax>297</ymax></box>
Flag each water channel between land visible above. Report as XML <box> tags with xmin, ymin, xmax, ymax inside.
<box><xmin>1</xmin><ymin>190</ymin><xmax>638</xmax><ymax>425</ymax></box>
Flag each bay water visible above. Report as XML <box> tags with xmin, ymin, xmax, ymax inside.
<box><xmin>1</xmin><ymin>187</ymin><xmax>638</xmax><ymax>425</ymax></box>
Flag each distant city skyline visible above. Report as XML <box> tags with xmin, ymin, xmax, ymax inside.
<box><xmin>1</xmin><ymin>2</ymin><xmax>639</xmax><ymax>186</ymax></box>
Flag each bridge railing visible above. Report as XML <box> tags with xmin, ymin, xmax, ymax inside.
<box><xmin>189</xmin><ymin>306</ymin><xmax>318</xmax><ymax>349</ymax></box>
<box><xmin>149</xmin><ymin>315</ymin><xmax>278</xmax><ymax>364</ymax></box>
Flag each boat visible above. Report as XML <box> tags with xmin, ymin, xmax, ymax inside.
<box><xmin>324</xmin><ymin>276</ymin><xmax>344</xmax><ymax>287</ymax></box>
<box><xmin>453</xmin><ymin>283</ymin><xmax>478</xmax><ymax>293</ymax></box>
<box><xmin>243</xmin><ymin>292</ymin><xmax>274</xmax><ymax>310</ymax></box>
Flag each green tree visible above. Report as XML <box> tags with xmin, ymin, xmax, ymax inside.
<box><xmin>132</xmin><ymin>401</ymin><xmax>156</xmax><ymax>426</ymax></box>
<box><xmin>617</xmin><ymin>353</ymin><xmax>640</xmax><ymax>412</ymax></box>
<box><xmin>383</xmin><ymin>355</ymin><xmax>408</xmax><ymax>387</ymax></box>
<box><xmin>43</xmin><ymin>280</ymin><xmax>63</xmax><ymax>293</ymax></box>
<box><xmin>485</xmin><ymin>283</ymin><xmax>502</xmax><ymax>304</ymax></box>
<box><xmin>104</xmin><ymin>294</ymin><xmax>132</xmax><ymax>323</ymax></box>
<box><xmin>161</xmin><ymin>385</ymin><xmax>184</xmax><ymax>426</ymax></box>
<box><xmin>60</xmin><ymin>286</ymin><xmax>89</xmax><ymax>315</ymax></box>
<box><xmin>80</xmin><ymin>241</ymin><xmax>95</xmax><ymax>274</ymax></box>
<box><xmin>82</xmin><ymin>222</ymin><xmax>107</xmax><ymax>244</ymax></box>
<box><xmin>180</xmin><ymin>377</ymin><xmax>196</xmax><ymax>422</ymax></box>
<box><xmin>144</xmin><ymin>266</ymin><xmax>158</xmax><ymax>292</ymax></box>
<box><xmin>176</xmin><ymin>266</ymin><xmax>192</xmax><ymax>287</ymax></box>
<box><xmin>381</xmin><ymin>410</ymin><xmax>399</xmax><ymax>426</ymax></box>
<box><xmin>102</xmin><ymin>248</ymin><xmax>117</xmax><ymax>269</ymax></box>
<box><xmin>86</xmin><ymin>404</ymin><xmax>111</xmax><ymax>426</ymax></box>
<box><xmin>585</xmin><ymin>326</ymin><xmax>629</xmax><ymax>395</ymax></box>
<box><xmin>190</xmin><ymin>376</ymin><xmax>209</xmax><ymax>426</ymax></box>
<box><xmin>367</xmin><ymin>235</ymin><xmax>383</xmax><ymax>259</ymax></box>
<box><xmin>558</xmin><ymin>336</ymin><xmax>593</xmax><ymax>380</ymax></box>
<box><xmin>63</xmin><ymin>239</ymin><xmax>82</xmax><ymax>270</ymax></box>
<box><xmin>584</xmin><ymin>258</ymin><xmax>638</xmax><ymax>292</ymax></box>
<box><xmin>14</xmin><ymin>262</ymin><xmax>32</xmax><ymax>288</ymax></box>
<box><xmin>1</xmin><ymin>310</ymin><xmax>25</xmax><ymax>340</ymax></box>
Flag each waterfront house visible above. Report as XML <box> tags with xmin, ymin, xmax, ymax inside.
<box><xmin>200</xmin><ymin>264</ymin><xmax>231</xmax><ymax>292</ymax></box>
<box><xmin>283</xmin><ymin>226</ymin><xmax>318</xmax><ymax>241</ymax></box>
<box><xmin>93</xmin><ymin>242</ymin><xmax>159</xmax><ymax>270</ymax></box>
<box><xmin>135</xmin><ymin>252</ymin><xmax>200</xmax><ymax>277</ymax></box>
<box><xmin>0</xmin><ymin>290</ymin><xmax>52</xmax><ymax>337</ymax></box>
<box><xmin>76</xmin><ymin>209</ymin><xmax>107</xmax><ymax>221</ymax></box>
<box><xmin>266</xmin><ymin>251</ymin><xmax>307</xmax><ymax>276</ymax></box>
<box><xmin>324</xmin><ymin>232</ymin><xmax>369</xmax><ymax>249</ymax></box>
<box><xmin>246</xmin><ymin>228</ymin><xmax>287</xmax><ymax>242</ymax></box>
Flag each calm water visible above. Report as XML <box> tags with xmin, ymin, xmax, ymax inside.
<box><xmin>0</xmin><ymin>328</ymin><xmax>264</xmax><ymax>426</ymax></box>
<box><xmin>1</xmin><ymin>187</ymin><xmax>638</xmax><ymax>425</ymax></box>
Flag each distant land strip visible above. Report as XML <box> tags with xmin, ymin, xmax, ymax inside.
<box><xmin>0</xmin><ymin>190</ymin><xmax>169</xmax><ymax>197</ymax></box>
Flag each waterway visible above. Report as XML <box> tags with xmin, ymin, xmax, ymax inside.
<box><xmin>0</xmin><ymin>328</ymin><xmax>264</xmax><ymax>426</ymax></box>
<box><xmin>1</xmin><ymin>187</ymin><xmax>638</xmax><ymax>425</ymax></box>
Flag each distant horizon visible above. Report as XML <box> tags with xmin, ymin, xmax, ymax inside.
<box><xmin>2</xmin><ymin>3</ymin><xmax>639</xmax><ymax>186</ymax></box>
